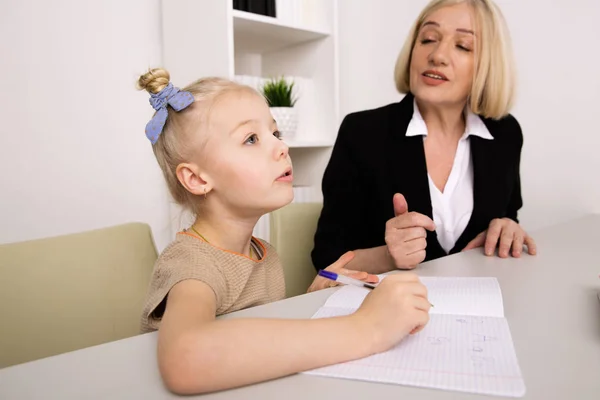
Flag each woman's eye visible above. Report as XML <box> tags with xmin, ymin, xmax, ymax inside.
<box><xmin>244</xmin><ymin>134</ymin><xmax>258</xmax><ymax>145</ymax></box>
<box><xmin>457</xmin><ymin>44</ymin><xmax>471</xmax><ymax>52</ymax></box>
<box><xmin>273</xmin><ymin>130</ymin><xmax>282</xmax><ymax>139</ymax></box>
<box><xmin>420</xmin><ymin>38</ymin><xmax>435</xmax><ymax>45</ymax></box>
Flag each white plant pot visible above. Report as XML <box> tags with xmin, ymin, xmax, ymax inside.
<box><xmin>270</xmin><ymin>107</ymin><xmax>298</xmax><ymax>141</ymax></box>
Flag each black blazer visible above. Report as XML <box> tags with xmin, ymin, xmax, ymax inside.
<box><xmin>311</xmin><ymin>93</ymin><xmax>524</xmax><ymax>271</ymax></box>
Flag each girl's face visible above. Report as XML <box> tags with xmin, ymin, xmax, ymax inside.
<box><xmin>199</xmin><ymin>90</ymin><xmax>294</xmax><ymax>217</ymax></box>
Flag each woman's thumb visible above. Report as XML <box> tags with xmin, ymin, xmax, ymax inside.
<box><xmin>393</xmin><ymin>193</ymin><xmax>408</xmax><ymax>217</ymax></box>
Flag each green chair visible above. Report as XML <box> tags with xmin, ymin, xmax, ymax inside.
<box><xmin>0</xmin><ymin>223</ymin><xmax>158</xmax><ymax>368</ymax></box>
<box><xmin>270</xmin><ymin>203</ymin><xmax>322</xmax><ymax>298</ymax></box>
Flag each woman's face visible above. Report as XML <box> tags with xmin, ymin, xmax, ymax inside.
<box><xmin>409</xmin><ymin>3</ymin><xmax>477</xmax><ymax>108</ymax></box>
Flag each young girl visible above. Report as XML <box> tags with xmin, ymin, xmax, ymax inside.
<box><xmin>137</xmin><ymin>68</ymin><xmax>431</xmax><ymax>395</ymax></box>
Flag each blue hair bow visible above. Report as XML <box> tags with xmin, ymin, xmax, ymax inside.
<box><xmin>145</xmin><ymin>83</ymin><xmax>194</xmax><ymax>144</ymax></box>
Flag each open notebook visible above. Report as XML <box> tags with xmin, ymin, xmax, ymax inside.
<box><xmin>304</xmin><ymin>277</ymin><xmax>526</xmax><ymax>397</ymax></box>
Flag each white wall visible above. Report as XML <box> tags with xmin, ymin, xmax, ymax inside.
<box><xmin>0</xmin><ymin>0</ymin><xmax>174</xmax><ymax>251</ymax></box>
<box><xmin>338</xmin><ymin>0</ymin><xmax>600</xmax><ymax>232</ymax></box>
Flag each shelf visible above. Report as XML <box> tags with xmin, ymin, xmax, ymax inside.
<box><xmin>284</xmin><ymin>139</ymin><xmax>334</xmax><ymax>148</ymax></box>
<box><xmin>232</xmin><ymin>10</ymin><xmax>330</xmax><ymax>54</ymax></box>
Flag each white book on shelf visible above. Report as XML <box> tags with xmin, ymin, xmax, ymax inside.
<box><xmin>275</xmin><ymin>0</ymin><xmax>293</xmax><ymax>25</ymax></box>
<box><xmin>294</xmin><ymin>0</ymin><xmax>303</xmax><ymax>26</ymax></box>
<box><xmin>301</xmin><ymin>0</ymin><xmax>317</xmax><ymax>29</ymax></box>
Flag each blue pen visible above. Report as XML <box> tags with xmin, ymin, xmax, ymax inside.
<box><xmin>318</xmin><ymin>270</ymin><xmax>434</xmax><ymax>307</ymax></box>
<box><xmin>318</xmin><ymin>270</ymin><xmax>377</xmax><ymax>290</ymax></box>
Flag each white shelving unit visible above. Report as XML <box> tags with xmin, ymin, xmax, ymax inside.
<box><xmin>232</xmin><ymin>10</ymin><xmax>330</xmax><ymax>53</ymax></box>
<box><xmin>162</xmin><ymin>0</ymin><xmax>339</xmax><ymax>240</ymax></box>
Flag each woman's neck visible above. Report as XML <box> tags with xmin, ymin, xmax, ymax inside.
<box><xmin>416</xmin><ymin>99</ymin><xmax>466</xmax><ymax>140</ymax></box>
<box><xmin>190</xmin><ymin>208</ymin><xmax>260</xmax><ymax>257</ymax></box>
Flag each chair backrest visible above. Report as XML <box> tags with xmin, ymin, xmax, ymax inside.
<box><xmin>0</xmin><ymin>223</ymin><xmax>158</xmax><ymax>368</ymax></box>
<box><xmin>269</xmin><ymin>203</ymin><xmax>321</xmax><ymax>298</ymax></box>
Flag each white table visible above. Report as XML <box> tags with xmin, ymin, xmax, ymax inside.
<box><xmin>1</xmin><ymin>215</ymin><xmax>599</xmax><ymax>399</ymax></box>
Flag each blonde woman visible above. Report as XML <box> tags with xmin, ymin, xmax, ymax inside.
<box><xmin>311</xmin><ymin>0</ymin><xmax>537</xmax><ymax>283</ymax></box>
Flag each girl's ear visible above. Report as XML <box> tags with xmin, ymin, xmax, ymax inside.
<box><xmin>176</xmin><ymin>163</ymin><xmax>213</xmax><ymax>196</ymax></box>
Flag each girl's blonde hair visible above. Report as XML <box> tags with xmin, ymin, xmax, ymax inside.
<box><xmin>137</xmin><ymin>68</ymin><xmax>255</xmax><ymax>214</ymax></box>
<box><xmin>394</xmin><ymin>0</ymin><xmax>516</xmax><ymax>119</ymax></box>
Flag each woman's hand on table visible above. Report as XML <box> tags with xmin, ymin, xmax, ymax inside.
<box><xmin>307</xmin><ymin>251</ymin><xmax>380</xmax><ymax>293</ymax></box>
<box><xmin>462</xmin><ymin>218</ymin><xmax>537</xmax><ymax>258</ymax></box>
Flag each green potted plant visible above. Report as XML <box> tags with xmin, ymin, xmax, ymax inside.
<box><xmin>261</xmin><ymin>76</ymin><xmax>298</xmax><ymax>140</ymax></box>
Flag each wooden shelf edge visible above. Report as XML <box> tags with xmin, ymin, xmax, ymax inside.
<box><xmin>232</xmin><ymin>9</ymin><xmax>331</xmax><ymax>36</ymax></box>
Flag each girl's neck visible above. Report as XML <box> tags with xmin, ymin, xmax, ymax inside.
<box><xmin>190</xmin><ymin>210</ymin><xmax>259</xmax><ymax>258</ymax></box>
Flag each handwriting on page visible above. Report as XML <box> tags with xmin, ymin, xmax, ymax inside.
<box><xmin>306</xmin><ymin>313</ymin><xmax>525</xmax><ymax>397</ymax></box>
<box><xmin>427</xmin><ymin>337</ymin><xmax>450</xmax><ymax>345</ymax></box>
<box><xmin>306</xmin><ymin>277</ymin><xmax>525</xmax><ymax>397</ymax></box>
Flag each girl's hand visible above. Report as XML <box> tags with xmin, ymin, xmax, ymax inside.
<box><xmin>307</xmin><ymin>251</ymin><xmax>379</xmax><ymax>293</ymax></box>
<box><xmin>354</xmin><ymin>272</ymin><xmax>431</xmax><ymax>353</ymax></box>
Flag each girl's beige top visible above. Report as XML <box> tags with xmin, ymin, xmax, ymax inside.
<box><xmin>140</xmin><ymin>232</ymin><xmax>285</xmax><ymax>333</ymax></box>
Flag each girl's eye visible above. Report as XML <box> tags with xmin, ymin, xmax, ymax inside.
<box><xmin>244</xmin><ymin>134</ymin><xmax>258</xmax><ymax>145</ymax></box>
<box><xmin>273</xmin><ymin>130</ymin><xmax>282</xmax><ymax>139</ymax></box>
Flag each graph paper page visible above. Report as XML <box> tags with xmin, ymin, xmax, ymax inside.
<box><xmin>306</xmin><ymin>312</ymin><xmax>525</xmax><ymax>397</ymax></box>
<box><xmin>322</xmin><ymin>277</ymin><xmax>504</xmax><ymax>317</ymax></box>
<box><xmin>305</xmin><ymin>277</ymin><xmax>524</xmax><ymax>397</ymax></box>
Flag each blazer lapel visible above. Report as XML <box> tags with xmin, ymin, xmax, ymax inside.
<box><xmin>451</xmin><ymin>135</ymin><xmax>496</xmax><ymax>253</ymax></box>
<box><xmin>386</xmin><ymin>94</ymin><xmax>446</xmax><ymax>260</ymax></box>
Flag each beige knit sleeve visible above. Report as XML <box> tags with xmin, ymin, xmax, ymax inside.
<box><xmin>140</xmin><ymin>240</ymin><xmax>227</xmax><ymax>333</ymax></box>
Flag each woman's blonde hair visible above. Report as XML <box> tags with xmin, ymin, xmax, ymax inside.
<box><xmin>137</xmin><ymin>68</ymin><xmax>255</xmax><ymax>214</ymax></box>
<box><xmin>394</xmin><ymin>0</ymin><xmax>516</xmax><ymax>119</ymax></box>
